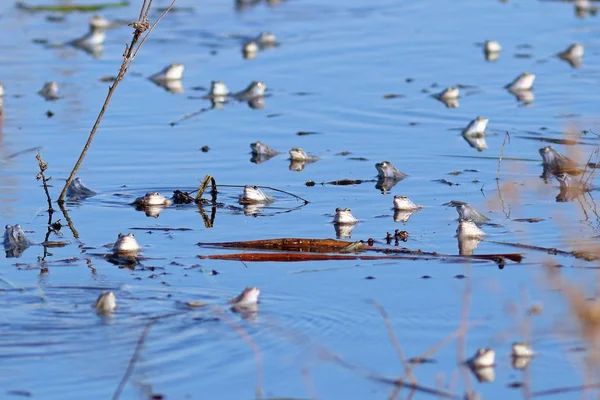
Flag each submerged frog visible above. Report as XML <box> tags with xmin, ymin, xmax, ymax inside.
<box><xmin>149</xmin><ymin>63</ymin><xmax>185</xmax><ymax>82</ymax></box>
<box><xmin>333</xmin><ymin>207</ymin><xmax>359</xmax><ymax>225</ymax></box>
<box><xmin>456</xmin><ymin>219</ymin><xmax>486</xmax><ymax>239</ymax></box>
<box><xmin>39</xmin><ymin>81</ymin><xmax>59</xmax><ymax>101</ymax></box>
<box><xmin>375</xmin><ymin>161</ymin><xmax>406</xmax><ymax>180</ymax></box>
<box><xmin>468</xmin><ymin>348</ymin><xmax>495</xmax><ymax>369</ymax></box>
<box><xmin>234</xmin><ymin>81</ymin><xmax>266</xmax><ymax>101</ymax></box>
<box><xmin>393</xmin><ymin>195</ymin><xmax>423</xmax><ymax>211</ymax></box>
<box><xmin>239</xmin><ymin>185</ymin><xmax>275</xmax><ymax>204</ymax></box>
<box><xmin>289</xmin><ymin>148</ymin><xmax>319</xmax><ymax>162</ymax></box>
<box><xmin>462</xmin><ymin>116</ymin><xmax>488</xmax><ymax>136</ymax></box>
<box><xmin>66</xmin><ymin>177</ymin><xmax>96</xmax><ymax>200</ymax></box>
<box><xmin>133</xmin><ymin>192</ymin><xmax>173</xmax><ymax>207</ymax></box>
<box><xmin>94</xmin><ymin>291</ymin><xmax>117</xmax><ymax>315</ymax></box>
<box><xmin>112</xmin><ymin>233</ymin><xmax>140</xmax><ymax>254</ymax></box>
<box><xmin>505</xmin><ymin>72</ymin><xmax>535</xmax><ymax>92</ymax></box>
<box><xmin>228</xmin><ymin>287</ymin><xmax>260</xmax><ymax>310</ymax></box>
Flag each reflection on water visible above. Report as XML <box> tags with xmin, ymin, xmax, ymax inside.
<box><xmin>1</xmin><ymin>0</ymin><xmax>600</xmax><ymax>398</ymax></box>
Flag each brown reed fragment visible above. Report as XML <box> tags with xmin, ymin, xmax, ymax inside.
<box><xmin>496</xmin><ymin>131</ymin><xmax>510</xmax><ymax>181</ymax></box>
<box><xmin>371</xmin><ymin>300</ymin><xmax>418</xmax><ymax>386</ymax></box>
<box><xmin>58</xmin><ymin>0</ymin><xmax>177</xmax><ymax>203</ymax></box>
<box><xmin>58</xmin><ymin>201</ymin><xmax>80</xmax><ymax>239</ymax></box>
<box><xmin>195</xmin><ymin>174</ymin><xmax>212</xmax><ymax>202</ymax></box>
<box><xmin>36</xmin><ymin>152</ymin><xmax>53</xmax><ymax>214</ymax></box>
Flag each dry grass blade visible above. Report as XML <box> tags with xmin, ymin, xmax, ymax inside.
<box><xmin>58</xmin><ymin>0</ymin><xmax>177</xmax><ymax>203</ymax></box>
<box><xmin>496</xmin><ymin>131</ymin><xmax>510</xmax><ymax>181</ymax></box>
<box><xmin>112</xmin><ymin>321</ymin><xmax>154</xmax><ymax>400</ymax></box>
<box><xmin>196</xmin><ymin>174</ymin><xmax>212</xmax><ymax>202</ymax></box>
<box><xmin>371</xmin><ymin>300</ymin><xmax>417</xmax><ymax>385</ymax></box>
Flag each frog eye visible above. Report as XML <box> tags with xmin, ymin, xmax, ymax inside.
<box><xmin>253</xmin><ymin>186</ymin><xmax>258</xmax><ymax>190</ymax></box>
<box><xmin>401</xmin><ymin>195</ymin><xmax>407</xmax><ymax>199</ymax></box>
<box><xmin>118</xmin><ymin>233</ymin><xmax>124</xmax><ymax>238</ymax></box>
<box><xmin>335</xmin><ymin>207</ymin><xmax>341</xmax><ymax>212</ymax></box>
<box><xmin>345</xmin><ymin>208</ymin><xmax>351</xmax><ymax>212</ymax></box>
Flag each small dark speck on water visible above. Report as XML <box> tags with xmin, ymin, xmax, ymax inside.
<box><xmin>305</xmin><ymin>180</ymin><xmax>315</xmax><ymax>187</ymax></box>
<box><xmin>6</xmin><ymin>390</ymin><xmax>32</xmax><ymax>397</ymax></box>
<box><xmin>409</xmin><ymin>122</ymin><xmax>419</xmax><ymax>126</ymax></box>
<box><xmin>405</xmin><ymin>78</ymin><xmax>414</xmax><ymax>83</ymax></box>
<box><xmin>421</xmin><ymin>275</ymin><xmax>432</xmax><ymax>279</ymax></box>
<box><xmin>32</xmin><ymin>38</ymin><xmax>47</xmax><ymax>44</ymax></box>
<box><xmin>383</xmin><ymin>93</ymin><xmax>405</xmax><ymax>99</ymax></box>
<box><xmin>507</xmin><ymin>382</ymin><xmax>523</xmax><ymax>389</ymax></box>
<box><xmin>514</xmin><ymin>53</ymin><xmax>533</xmax><ymax>59</ymax></box>
<box><xmin>364</xmin><ymin>276</ymin><xmax>375</xmax><ymax>280</ymax></box>
<box><xmin>210</xmin><ymin>269</ymin><xmax>219</xmax><ymax>275</ymax></box>
<box><xmin>336</xmin><ymin>151</ymin><xmax>351</xmax><ymax>156</ymax></box>
<box><xmin>201</xmin><ymin>146</ymin><xmax>210</xmax><ymax>152</ymax></box>
<box><xmin>99</xmin><ymin>76</ymin><xmax>116</xmax><ymax>82</ymax></box>
<box><xmin>455</xmin><ymin>274</ymin><xmax>466</xmax><ymax>279</ymax></box>
<box><xmin>46</xmin><ymin>110</ymin><xmax>54</xmax><ymax>118</ymax></box>
<box><xmin>348</xmin><ymin>157</ymin><xmax>369</xmax><ymax>161</ymax></box>
<box><xmin>297</xmin><ymin>131</ymin><xmax>321</xmax><ymax>136</ymax></box>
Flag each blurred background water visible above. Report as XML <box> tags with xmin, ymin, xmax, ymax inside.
<box><xmin>0</xmin><ymin>0</ymin><xmax>599</xmax><ymax>398</ymax></box>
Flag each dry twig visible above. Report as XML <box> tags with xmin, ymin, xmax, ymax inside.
<box><xmin>58</xmin><ymin>0</ymin><xmax>177</xmax><ymax>203</ymax></box>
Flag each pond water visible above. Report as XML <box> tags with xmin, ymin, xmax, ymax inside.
<box><xmin>1</xmin><ymin>0</ymin><xmax>600</xmax><ymax>398</ymax></box>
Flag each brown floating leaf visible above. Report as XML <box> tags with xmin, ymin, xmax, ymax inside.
<box><xmin>198</xmin><ymin>237</ymin><xmax>364</xmax><ymax>253</ymax></box>
<box><xmin>198</xmin><ymin>237</ymin><xmax>523</xmax><ymax>263</ymax></box>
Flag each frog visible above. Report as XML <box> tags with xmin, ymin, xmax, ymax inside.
<box><xmin>505</xmin><ymin>72</ymin><xmax>535</xmax><ymax>92</ymax></box>
<box><xmin>251</xmin><ymin>141</ymin><xmax>280</xmax><ymax>156</ymax></box>
<box><xmin>333</xmin><ymin>207</ymin><xmax>359</xmax><ymax>224</ymax></box>
<box><xmin>94</xmin><ymin>291</ymin><xmax>117</xmax><ymax>315</ymax></box>
<box><xmin>232</xmin><ymin>81</ymin><xmax>267</xmax><ymax>101</ymax></box>
<box><xmin>149</xmin><ymin>63</ymin><xmax>185</xmax><ymax>82</ymax></box>
<box><xmin>228</xmin><ymin>287</ymin><xmax>260</xmax><ymax>310</ymax></box>
<box><xmin>238</xmin><ymin>185</ymin><xmax>275</xmax><ymax>204</ymax></box>
<box><xmin>467</xmin><ymin>348</ymin><xmax>495</xmax><ymax>369</ymax></box>
<box><xmin>393</xmin><ymin>195</ymin><xmax>423</xmax><ymax>211</ymax></box>
<box><xmin>38</xmin><ymin>81</ymin><xmax>59</xmax><ymax>101</ymax></box>
<box><xmin>3</xmin><ymin>224</ymin><xmax>31</xmax><ymax>258</ymax></box>
<box><xmin>66</xmin><ymin>177</ymin><xmax>96</xmax><ymax>200</ymax></box>
<box><xmin>462</xmin><ymin>116</ymin><xmax>488</xmax><ymax>137</ymax></box>
<box><xmin>512</xmin><ymin>342</ymin><xmax>534</xmax><ymax>358</ymax></box>
<box><xmin>484</xmin><ymin>40</ymin><xmax>502</xmax><ymax>55</ymax></box>
<box><xmin>289</xmin><ymin>148</ymin><xmax>319</xmax><ymax>162</ymax></box>
<box><xmin>435</xmin><ymin>86</ymin><xmax>460</xmax><ymax>101</ymax></box>
<box><xmin>112</xmin><ymin>233</ymin><xmax>140</xmax><ymax>254</ymax></box>
<box><xmin>454</xmin><ymin>202</ymin><xmax>491</xmax><ymax>225</ymax></box>
<box><xmin>375</xmin><ymin>161</ymin><xmax>406</xmax><ymax>180</ymax></box>
<box><xmin>539</xmin><ymin>145</ymin><xmax>579</xmax><ymax>177</ymax></box>
<box><xmin>133</xmin><ymin>192</ymin><xmax>173</xmax><ymax>207</ymax></box>
<box><xmin>558</xmin><ymin>43</ymin><xmax>584</xmax><ymax>68</ymax></box>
